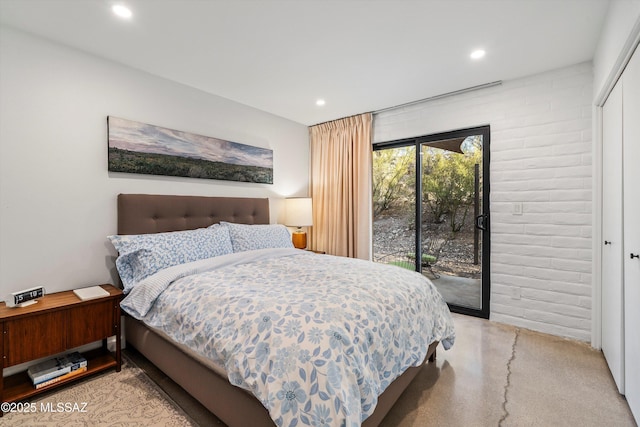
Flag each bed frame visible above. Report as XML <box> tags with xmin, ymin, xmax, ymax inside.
<box><xmin>118</xmin><ymin>193</ymin><xmax>438</xmax><ymax>426</ymax></box>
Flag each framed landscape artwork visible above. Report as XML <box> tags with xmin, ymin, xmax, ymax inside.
<box><xmin>107</xmin><ymin>116</ymin><xmax>273</xmax><ymax>184</ymax></box>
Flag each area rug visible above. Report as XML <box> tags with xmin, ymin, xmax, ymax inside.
<box><xmin>3</xmin><ymin>355</ymin><xmax>196</xmax><ymax>426</ymax></box>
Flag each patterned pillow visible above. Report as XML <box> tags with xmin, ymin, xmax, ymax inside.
<box><xmin>109</xmin><ymin>224</ymin><xmax>233</xmax><ymax>292</ymax></box>
<box><xmin>221</xmin><ymin>222</ymin><xmax>293</xmax><ymax>252</ymax></box>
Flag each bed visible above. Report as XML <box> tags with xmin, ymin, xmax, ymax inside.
<box><xmin>114</xmin><ymin>193</ymin><xmax>455</xmax><ymax>427</ymax></box>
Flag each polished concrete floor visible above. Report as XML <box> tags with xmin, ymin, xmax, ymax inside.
<box><xmin>381</xmin><ymin>314</ymin><xmax>636</xmax><ymax>426</ymax></box>
<box><xmin>127</xmin><ymin>314</ymin><xmax>637</xmax><ymax>427</ymax></box>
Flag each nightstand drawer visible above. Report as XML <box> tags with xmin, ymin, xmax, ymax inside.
<box><xmin>3</xmin><ymin>311</ymin><xmax>67</xmax><ymax>367</ymax></box>
<box><xmin>67</xmin><ymin>300</ymin><xmax>115</xmax><ymax>347</ymax></box>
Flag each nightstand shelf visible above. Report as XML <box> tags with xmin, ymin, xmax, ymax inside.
<box><xmin>0</xmin><ymin>285</ymin><xmax>122</xmax><ymax>414</ymax></box>
<box><xmin>3</xmin><ymin>347</ymin><xmax>117</xmax><ymax>402</ymax></box>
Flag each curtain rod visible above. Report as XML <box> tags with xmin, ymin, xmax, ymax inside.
<box><xmin>309</xmin><ymin>111</ymin><xmax>370</xmax><ymax>128</ymax></box>
<box><xmin>373</xmin><ymin>81</ymin><xmax>502</xmax><ymax>115</ymax></box>
<box><xmin>309</xmin><ymin>81</ymin><xmax>502</xmax><ymax>127</ymax></box>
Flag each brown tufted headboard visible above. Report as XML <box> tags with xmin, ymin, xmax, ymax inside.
<box><xmin>117</xmin><ymin>194</ymin><xmax>270</xmax><ymax>235</ymax></box>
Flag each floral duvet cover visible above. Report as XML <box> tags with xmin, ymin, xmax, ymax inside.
<box><xmin>121</xmin><ymin>248</ymin><xmax>455</xmax><ymax>427</ymax></box>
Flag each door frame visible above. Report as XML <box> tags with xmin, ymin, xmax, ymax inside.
<box><xmin>373</xmin><ymin>125</ymin><xmax>491</xmax><ymax>318</ymax></box>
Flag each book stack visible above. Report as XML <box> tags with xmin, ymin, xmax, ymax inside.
<box><xmin>27</xmin><ymin>352</ymin><xmax>88</xmax><ymax>389</ymax></box>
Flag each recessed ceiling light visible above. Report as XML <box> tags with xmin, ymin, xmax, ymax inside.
<box><xmin>112</xmin><ymin>4</ymin><xmax>133</xmax><ymax>19</ymax></box>
<box><xmin>316</xmin><ymin>99</ymin><xmax>326</xmax><ymax>106</ymax></box>
<box><xmin>470</xmin><ymin>49</ymin><xmax>486</xmax><ymax>60</ymax></box>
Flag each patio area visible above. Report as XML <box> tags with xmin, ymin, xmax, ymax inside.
<box><xmin>428</xmin><ymin>273</ymin><xmax>481</xmax><ymax>310</ymax></box>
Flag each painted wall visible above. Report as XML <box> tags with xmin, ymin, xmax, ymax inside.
<box><xmin>593</xmin><ymin>0</ymin><xmax>640</xmax><ymax>101</ymax></box>
<box><xmin>374</xmin><ymin>63</ymin><xmax>593</xmax><ymax>341</ymax></box>
<box><xmin>0</xmin><ymin>27</ymin><xmax>309</xmax><ymax>297</ymax></box>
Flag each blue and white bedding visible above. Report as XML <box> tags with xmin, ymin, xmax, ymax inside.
<box><xmin>120</xmin><ymin>248</ymin><xmax>455</xmax><ymax>427</ymax></box>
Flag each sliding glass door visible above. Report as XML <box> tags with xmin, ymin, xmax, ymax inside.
<box><xmin>372</xmin><ymin>145</ymin><xmax>416</xmax><ymax>270</ymax></box>
<box><xmin>373</xmin><ymin>126</ymin><xmax>490</xmax><ymax>318</ymax></box>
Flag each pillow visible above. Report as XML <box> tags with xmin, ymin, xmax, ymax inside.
<box><xmin>220</xmin><ymin>222</ymin><xmax>293</xmax><ymax>252</ymax></box>
<box><xmin>109</xmin><ymin>224</ymin><xmax>232</xmax><ymax>292</ymax></box>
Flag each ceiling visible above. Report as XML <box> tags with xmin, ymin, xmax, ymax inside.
<box><xmin>0</xmin><ymin>0</ymin><xmax>610</xmax><ymax>126</ymax></box>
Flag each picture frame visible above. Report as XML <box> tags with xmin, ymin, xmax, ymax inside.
<box><xmin>108</xmin><ymin>116</ymin><xmax>273</xmax><ymax>184</ymax></box>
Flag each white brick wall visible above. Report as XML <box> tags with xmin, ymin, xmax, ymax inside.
<box><xmin>374</xmin><ymin>62</ymin><xmax>593</xmax><ymax>342</ymax></box>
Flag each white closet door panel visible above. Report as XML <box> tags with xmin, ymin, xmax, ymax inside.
<box><xmin>623</xmin><ymin>45</ymin><xmax>640</xmax><ymax>421</ymax></box>
<box><xmin>602</xmin><ymin>80</ymin><xmax>625</xmax><ymax>393</ymax></box>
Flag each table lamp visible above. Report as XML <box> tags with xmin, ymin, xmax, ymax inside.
<box><xmin>285</xmin><ymin>197</ymin><xmax>313</xmax><ymax>249</ymax></box>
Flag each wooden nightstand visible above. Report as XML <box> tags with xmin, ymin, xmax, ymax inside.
<box><xmin>0</xmin><ymin>284</ymin><xmax>122</xmax><ymax>414</ymax></box>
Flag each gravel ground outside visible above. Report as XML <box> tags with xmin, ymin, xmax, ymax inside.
<box><xmin>373</xmin><ymin>208</ymin><xmax>482</xmax><ymax>279</ymax></box>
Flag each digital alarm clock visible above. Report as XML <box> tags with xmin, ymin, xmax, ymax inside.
<box><xmin>6</xmin><ymin>286</ymin><xmax>46</xmax><ymax>307</ymax></box>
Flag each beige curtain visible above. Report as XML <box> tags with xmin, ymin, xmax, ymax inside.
<box><xmin>309</xmin><ymin>113</ymin><xmax>372</xmax><ymax>259</ymax></box>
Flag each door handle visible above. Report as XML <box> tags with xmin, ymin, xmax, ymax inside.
<box><xmin>604</xmin><ymin>241</ymin><xmax>611</xmax><ymax>245</ymax></box>
<box><xmin>475</xmin><ymin>214</ymin><xmax>487</xmax><ymax>231</ymax></box>
<box><xmin>632</xmin><ymin>253</ymin><xmax>639</xmax><ymax>259</ymax></box>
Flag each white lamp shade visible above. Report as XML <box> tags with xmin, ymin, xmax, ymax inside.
<box><xmin>285</xmin><ymin>197</ymin><xmax>313</xmax><ymax>227</ymax></box>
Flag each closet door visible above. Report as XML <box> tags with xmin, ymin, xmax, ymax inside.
<box><xmin>623</xmin><ymin>45</ymin><xmax>640</xmax><ymax>421</ymax></box>
<box><xmin>601</xmin><ymin>79</ymin><xmax>624</xmax><ymax>393</ymax></box>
